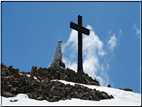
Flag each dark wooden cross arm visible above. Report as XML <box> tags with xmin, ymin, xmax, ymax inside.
<box><xmin>70</xmin><ymin>22</ymin><xmax>90</xmax><ymax>35</ymax></box>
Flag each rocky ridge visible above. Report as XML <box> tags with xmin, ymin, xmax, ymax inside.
<box><xmin>1</xmin><ymin>64</ymin><xmax>114</xmax><ymax>102</ymax></box>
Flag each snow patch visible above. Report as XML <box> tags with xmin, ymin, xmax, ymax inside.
<box><xmin>26</xmin><ymin>74</ymin><xmax>30</xmax><ymax>77</ymax></box>
<box><xmin>34</xmin><ymin>76</ymin><xmax>37</xmax><ymax>79</ymax></box>
<box><xmin>26</xmin><ymin>74</ymin><xmax>37</xmax><ymax>79</ymax></box>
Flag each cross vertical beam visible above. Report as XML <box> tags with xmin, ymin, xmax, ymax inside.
<box><xmin>78</xmin><ymin>15</ymin><xmax>83</xmax><ymax>73</ymax></box>
<box><xmin>70</xmin><ymin>15</ymin><xmax>90</xmax><ymax>74</ymax></box>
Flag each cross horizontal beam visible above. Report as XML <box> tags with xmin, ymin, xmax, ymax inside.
<box><xmin>70</xmin><ymin>22</ymin><xmax>90</xmax><ymax>35</ymax></box>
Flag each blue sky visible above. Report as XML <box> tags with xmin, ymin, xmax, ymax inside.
<box><xmin>2</xmin><ymin>2</ymin><xmax>141</xmax><ymax>93</ymax></box>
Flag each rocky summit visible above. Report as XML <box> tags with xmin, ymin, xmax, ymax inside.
<box><xmin>1</xmin><ymin>63</ymin><xmax>114</xmax><ymax>102</ymax></box>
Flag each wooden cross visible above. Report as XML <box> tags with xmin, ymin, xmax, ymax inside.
<box><xmin>70</xmin><ymin>15</ymin><xmax>90</xmax><ymax>74</ymax></box>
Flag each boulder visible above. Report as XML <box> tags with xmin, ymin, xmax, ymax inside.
<box><xmin>60</xmin><ymin>73</ymin><xmax>69</xmax><ymax>80</ymax></box>
<box><xmin>67</xmin><ymin>95</ymin><xmax>71</xmax><ymax>100</ymax></box>
<box><xmin>78</xmin><ymin>93</ymin><xmax>83</xmax><ymax>98</ymax></box>
<box><xmin>7</xmin><ymin>66</ymin><xmax>19</xmax><ymax>76</ymax></box>
<box><xmin>36</xmin><ymin>96</ymin><xmax>43</xmax><ymax>100</ymax></box>
<box><xmin>2</xmin><ymin>91</ymin><xmax>15</xmax><ymax>97</ymax></box>
<box><xmin>2</xmin><ymin>64</ymin><xmax>9</xmax><ymax>76</ymax></box>
<box><xmin>31</xmin><ymin>66</ymin><xmax>38</xmax><ymax>75</ymax></box>
<box><xmin>100</xmin><ymin>92</ymin><xmax>111</xmax><ymax>99</ymax></box>
<box><xmin>50</xmin><ymin>96</ymin><xmax>61</xmax><ymax>102</ymax></box>
<box><xmin>10</xmin><ymin>99</ymin><xmax>18</xmax><ymax>102</ymax></box>
<box><xmin>119</xmin><ymin>88</ymin><xmax>132</xmax><ymax>92</ymax></box>
<box><xmin>108</xmin><ymin>84</ymin><xmax>111</xmax><ymax>87</ymax></box>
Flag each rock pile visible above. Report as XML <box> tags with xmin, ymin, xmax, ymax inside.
<box><xmin>1</xmin><ymin>64</ymin><xmax>114</xmax><ymax>102</ymax></box>
<box><xmin>31</xmin><ymin>66</ymin><xmax>100</xmax><ymax>86</ymax></box>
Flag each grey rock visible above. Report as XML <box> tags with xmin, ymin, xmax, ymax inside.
<box><xmin>2</xmin><ymin>67</ymin><xmax>9</xmax><ymax>76</ymax></box>
<box><xmin>50</xmin><ymin>96</ymin><xmax>61</xmax><ymax>102</ymax></box>
<box><xmin>10</xmin><ymin>99</ymin><xmax>18</xmax><ymax>102</ymax></box>
<box><xmin>119</xmin><ymin>88</ymin><xmax>132</xmax><ymax>92</ymax></box>
<box><xmin>78</xmin><ymin>93</ymin><xmax>83</xmax><ymax>98</ymax></box>
<box><xmin>11</xmin><ymin>87</ymin><xmax>17</xmax><ymax>92</ymax></box>
<box><xmin>108</xmin><ymin>84</ymin><xmax>111</xmax><ymax>87</ymax></box>
<box><xmin>41</xmin><ymin>78</ymin><xmax>49</xmax><ymax>84</ymax></box>
<box><xmin>31</xmin><ymin>66</ymin><xmax>38</xmax><ymax>75</ymax></box>
<box><xmin>60</xmin><ymin>73</ymin><xmax>69</xmax><ymax>80</ymax></box>
<box><xmin>2</xmin><ymin>91</ymin><xmax>15</xmax><ymax>97</ymax></box>
<box><xmin>36</xmin><ymin>96</ymin><xmax>43</xmax><ymax>100</ymax></box>
<box><xmin>101</xmin><ymin>92</ymin><xmax>110</xmax><ymax>99</ymax></box>
<box><xmin>67</xmin><ymin>95</ymin><xmax>71</xmax><ymax>100</ymax></box>
<box><xmin>82</xmin><ymin>96</ymin><xmax>89</xmax><ymax>100</ymax></box>
<box><xmin>36</xmin><ymin>79</ymin><xmax>40</xmax><ymax>83</ymax></box>
<box><xmin>74</xmin><ymin>92</ymin><xmax>78</xmax><ymax>97</ymax></box>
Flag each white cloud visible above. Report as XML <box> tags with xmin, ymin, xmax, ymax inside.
<box><xmin>133</xmin><ymin>24</ymin><xmax>136</xmax><ymax>29</ymax></box>
<box><xmin>62</xmin><ymin>25</ymin><xmax>117</xmax><ymax>86</ymax></box>
<box><xmin>119</xmin><ymin>29</ymin><xmax>123</xmax><ymax>36</ymax></box>
<box><xmin>83</xmin><ymin>25</ymin><xmax>106</xmax><ymax>57</ymax></box>
<box><xmin>107</xmin><ymin>35</ymin><xmax>117</xmax><ymax>52</ymax></box>
<box><xmin>133</xmin><ymin>24</ymin><xmax>141</xmax><ymax>39</ymax></box>
<box><xmin>136</xmin><ymin>28</ymin><xmax>140</xmax><ymax>35</ymax></box>
<box><xmin>108</xmin><ymin>30</ymin><xmax>111</xmax><ymax>35</ymax></box>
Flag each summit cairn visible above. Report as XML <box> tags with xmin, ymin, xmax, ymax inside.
<box><xmin>1</xmin><ymin>64</ymin><xmax>114</xmax><ymax>102</ymax></box>
<box><xmin>50</xmin><ymin>40</ymin><xmax>65</xmax><ymax>69</ymax></box>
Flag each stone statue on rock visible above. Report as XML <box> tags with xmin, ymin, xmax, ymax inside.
<box><xmin>50</xmin><ymin>41</ymin><xmax>65</xmax><ymax>69</ymax></box>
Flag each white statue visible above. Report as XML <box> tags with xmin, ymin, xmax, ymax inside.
<box><xmin>50</xmin><ymin>41</ymin><xmax>65</xmax><ymax>68</ymax></box>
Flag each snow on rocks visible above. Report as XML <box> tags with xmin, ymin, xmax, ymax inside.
<box><xmin>1</xmin><ymin>82</ymin><xmax>141</xmax><ymax>106</ymax></box>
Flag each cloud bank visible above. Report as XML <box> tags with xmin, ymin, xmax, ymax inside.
<box><xmin>62</xmin><ymin>25</ymin><xmax>117</xmax><ymax>86</ymax></box>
